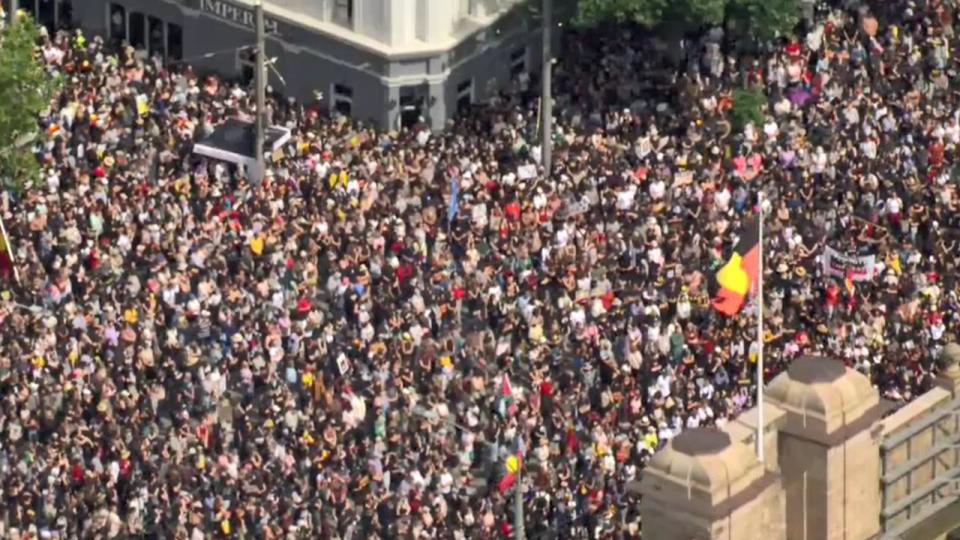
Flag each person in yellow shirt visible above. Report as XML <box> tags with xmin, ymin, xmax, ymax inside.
<box><xmin>643</xmin><ymin>426</ymin><xmax>659</xmax><ymax>453</ymax></box>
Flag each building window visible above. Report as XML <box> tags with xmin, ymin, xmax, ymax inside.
<box><xmin>129</xmin><ymin>12</ymin><xmax>146</xmax><ymax>49</ymax></box>
<box><xmin>333</xmin><ymin>0</ymin><xmax>353</xmax><ymax>28</ymax></box>
<box><xmin>457</xmin><ymin>79</ymin><xmax>473</xmax><ymax>113</ymax></box>
<box><xmin>148</xmin><ymin>16</ymin><xmax>165</xmax><ymax>58</ymax></box>
<box><xmin>38</xmin><ymin>0</ymin><xmax>55</xmax><ymax>32</ymax></box>
<box><xmin>18</xmin><ymin>0</ymin><xmax>35</xmax><ymax>18</ymax></box>
<box><xmin>58</xmin><ymin>0</ymin><xmax>72</xmax><ymax>28</ymax></box>
<box><xmin>333</xmin><ymin>84</ymin><xmax>353</xmax><ymax>117</ymax></box>
<box><xmin>334</xmin><ymin>84</ymin><xmax>353</xmax><ymax>99</ymax></box>
<box><xmin>167</xmin><ymin>23</ymin><xmax>183</xmax><ymax>61</ymax></box>
<box><xmin>510</xmin><ymin>47</ymin><xmax>526</xmax><ymax>76</ymax></box>
<box><xmin>108</xmin><ymin>3</ymin><xmax>126</xmax><ymax>42</ymax></box>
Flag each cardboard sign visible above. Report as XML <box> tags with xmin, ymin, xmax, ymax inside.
<box><xmin>517</xmin><ymin>164</ymin><xmax>538</xmax><ymax>180</ymax></box>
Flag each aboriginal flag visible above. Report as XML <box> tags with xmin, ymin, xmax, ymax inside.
<box><xmin>0</xmin><ymin>234</ymin><xmax>12</xmax><ymax>282</ymax></box>
<box><xmin>712</xmin><ymin>217</ymin><xmax>760</xmax><ymax>317</ymax></box>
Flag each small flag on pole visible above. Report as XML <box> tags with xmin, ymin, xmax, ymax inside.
<box><xmin>0</xmin><ymin>211</ymin><xmax>19</xmax><ymax>285</ymax></box>
<box><xmin>844</xmin><ymin>270</ymin><xmax>855</xmax><ymax>296</ymax></box>
<box><xmin>498</xmin><ymin>471</ymin><xmax>516</xmax><ymax>493</ymax></box>
<box><xmin>499</xmin><ymin>452</ymin><xmax>522</xmax><ymax>493</ymax></box>
<box><xmin>448</xmin><ymin>175</ymin><xmax>460</xmax><ymax>223</ymax></box>
<box><xmin>497</xmin><ymin>374</ymin><xmax>516</xmax><ymax>417</ymax></box>
<box><xmin>0</xmin><ymin>235</ymin><xmax>12</xmax><ymax>281</ymax></box>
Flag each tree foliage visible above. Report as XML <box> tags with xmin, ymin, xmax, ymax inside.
<box><xmin>573</xmin><ymin>0</ymin><xmax>799</xmax><ymax>40</ymax></box>
<box><xmin>730</xmin><ymin>86</ymin><xmax>767</xmax><ymax>131</ymax></box>
<box><xmin>727</xmin><ymin>0</ymin><xmax>801</xmax><ymax>43</ymax></box>
<box><xmin>0</xmin><ymin>16</ymin><xmax>60</xmax><ymax>189</ymax></box>
<box><xmin>574</xmin><ymin>0</ymin><xmax>670</xmax><ymax>27</ymax></box>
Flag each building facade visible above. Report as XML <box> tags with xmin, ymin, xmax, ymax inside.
<box><xmin>35</xmin><ymin>0</ymin><xmax>542</xmax><ymax>130</ymax></box>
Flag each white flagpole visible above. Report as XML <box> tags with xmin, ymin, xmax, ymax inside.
<box><xmin>0</xmin><ymin>210</ymin><xmax>20</xmax><ymax>286</ymax></box>
<box><xmin>756</xmin><ymin>192</ymin><xmax>764</xmax><ymax>462</ymax></box>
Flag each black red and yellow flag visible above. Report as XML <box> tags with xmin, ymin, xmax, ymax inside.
<box><xmin>0</xmin><ymin>234</ymin><xmax>12</xmax><ymax>282</ymax></box>
<box><xmin>712</xmin><ymin>217</ymin><xmax>760</xmax><ymax>317</ymax></box>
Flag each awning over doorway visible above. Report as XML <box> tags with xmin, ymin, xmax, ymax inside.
<box><xmin>192</xmin><ymin>118</ymin><xmax>291</xmax><ymax>169</ymax></box>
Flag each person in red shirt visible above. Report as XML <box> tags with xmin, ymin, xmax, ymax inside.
<box><xmin>504</xmin><ymin>200</ymin><xmax>521</xmax><ymax>222</ymax></box>
<box><xmin>825</xmin><ymin>281</ymin><xmax>840</xmax><ymax>320</ymax></box>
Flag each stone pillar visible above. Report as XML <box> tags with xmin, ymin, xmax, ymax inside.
<box><xmin>766</xmin><ymin>356</ymin><xmax>883</xmax><ymax>540</ymax></box>
<box><xmin>384</xmin><ymin>85</ymin><xmax>400</xmax><ymax>132</ymax></box>
<box><xmin>640</xmin><ymin>428</ymin><xmax>785</xmax><ymax>540</ymax></box>
<box><xmin>415</xmin><ymin>0</ymin><xmax>457</xmax><ymax>42</ymax></box>
<box><xmin>936</xmin><ymin>342</ymin><xmax>960</xmax><ymax>396</ymax></box>
<box><xmin>427</xmin><ymin>81</ymin><xmax>446</xmax><ymax>131</ymax></box>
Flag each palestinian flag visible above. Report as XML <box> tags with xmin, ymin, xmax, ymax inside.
<box><xmin>497</xmin><ymin>374</ymin><xmax>517</xmax><ymax>417</ymax></box>
<box><xmin>712</xmin><ymin>216</ymin><xmax>761</xmax><ymax>317</ymax></box>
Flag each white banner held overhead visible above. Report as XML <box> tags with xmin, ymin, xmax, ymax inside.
<box><xmin>821</xmin><ymin>246</ymin><xmax>876</xmax><ymax>281</ymax></box>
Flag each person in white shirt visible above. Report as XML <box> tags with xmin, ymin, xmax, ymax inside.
<box><xmin>860</xmin><ymin>137</ymin><xmax>878</xmax><ymax>160</ymax></box>
<box><xmin>763</xmin><ymin>118</ymin><xmax>779</xmax><ymax>140</ymax></box>
<box><xmin>715</xmin><ymin>186</ymin><xmax>731</xmax><ymax>213</ymax></box>
<box><xmin>648</xmin><ymin>178</ymin><xmax>666</xmax><ymax>200</ymax></box>
<box><xmin>945</xmin><ymin>114</ymin><xmax>960</xmax><ymax>145</ymax></box>
<box><xmin>656</xmin><ymin>372</ymin><xmax>672</xmax><ymax>397</ymax></box>
<box><xmin>616</xmin><ymin>184</ymin><xmax>637</xmax><ymax>210</ymax></box>
<box><xmin>812</xmin><ymin>146</ymin><xmax>828</xmax><ymax>174</ymax></box>
<box><xmin>887</xmin><ymin>194</ymin><xmax>903</xmax><ymax>228</ymax></box>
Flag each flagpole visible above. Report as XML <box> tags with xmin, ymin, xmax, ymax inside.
<box><xmin>0</xmin><ymin>210</ymin><xmax>20</xmax><ymax>287</ymax></box>
<box><xmin>514</xmin><ymin>434</ymin><xmax>525</xmax><ymax>540</ymax></box>
<box><xmin>756</xmin><ymin>192</ymin><xmax>765</xmax><ymax>462</ymax></box>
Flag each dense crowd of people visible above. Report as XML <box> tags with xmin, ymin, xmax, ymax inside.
<box><xmin>1</xmin><ymin>0</ymin><xmax>959</xmax><ymax>537</ymax></box>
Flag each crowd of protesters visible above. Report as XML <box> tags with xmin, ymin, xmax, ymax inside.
<box><xmin>1</xmin><ymin>0</ymin><xmax>959</xmax><ymax>537</ymax></box>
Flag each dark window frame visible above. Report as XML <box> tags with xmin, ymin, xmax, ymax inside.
<box><xmin>108</xmin><ymin>3</ymin><xmax>126</xmax><ymax>41</ymax></box>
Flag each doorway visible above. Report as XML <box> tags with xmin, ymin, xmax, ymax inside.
<box><xmin>399</xmin><ymin>85</ymin><xmax>426</xmax><ymax>129</ymax></box>
<box><xmin>37</xmin><ymin>0</ymin><xmax>54</xmax><ymax>31</ymax></box>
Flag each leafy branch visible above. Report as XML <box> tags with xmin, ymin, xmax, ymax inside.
<box><xmin>0</xmin><ymin>17</ymin><xmax>61</xmax><ymax>190</ymax></box>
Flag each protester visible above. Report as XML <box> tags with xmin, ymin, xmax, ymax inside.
<box><xmin>0</xmin><ymin>0</ymin><xmax>957</xmax><ymax>538</ymax></box>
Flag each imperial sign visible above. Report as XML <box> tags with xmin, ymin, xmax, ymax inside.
<box><xmin>199</xmin><ymin>0</ymin><xmax>280</xmax><ymax>34</ymax></box>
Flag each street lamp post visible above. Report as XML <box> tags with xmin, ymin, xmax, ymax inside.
<box><xmin>541</xmin><ymin>0</ymin><xmax>552</xmax><ymax>179</ymax></box>
<box><xmin>514</xmin><ymin>434</ymin><xmax>526</xmax><ymax>540</ymax></box>
<box><xmin>253</xmin><ymin>0</ymin><xmax>266</xmax><ymax>183</ymax></box>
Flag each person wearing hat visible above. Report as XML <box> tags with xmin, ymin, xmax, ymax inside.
<box><xmin>8</xmin><ymin>7</ymin><xmax>960</xmax><ymax>538</ymax></box>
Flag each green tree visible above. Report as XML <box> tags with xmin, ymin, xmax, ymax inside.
<box><xmin>727</xmin><ymin>0</ymin><xmax>800</xmax><ymax>43</ymax></box>
<box><xmin>574</xmin><ymin>0</ymin><xmax>669</xmax><ymax>27</ymax></box>
<box><xmin>730</xmin><ymin>86</ymin><xmax>767</xmax><ymax>131</ymax></box>
<box><xmin>571</xmin><ymin>0</ymin><xmax>798</xmax><ymax>41</ymax></box>
<box><xmin>0</xmin><ymin>15</ymin><xmax>60</xmax><ymax>190</ymax></box>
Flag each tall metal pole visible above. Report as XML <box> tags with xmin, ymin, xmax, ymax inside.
<box><xmin>541</xmin><ymin>0</ymin><xmax>552</xmax><ymax>178</ymax></box>
<box><xmin>514</xmin><ymin>436</ymin><xmax>525</xmax><ymax>540</ymax></box>
<box><xmin>9</xmin><ymin>0</ymin><xmax>18</xmax><ymax>27</ymax></box>
<box><xmin>756</xmin><ymin>192</ymin><xmax>765</xmax><ymax>462</ymax></box>
<box><xmin>254</xmin><ymin>0</ymin><xmax>266</xmax><ymax>183</ymax></box>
